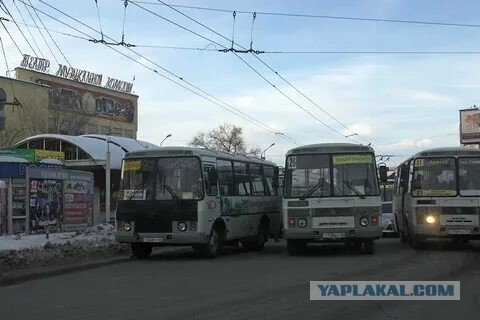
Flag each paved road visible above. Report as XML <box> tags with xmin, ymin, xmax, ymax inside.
<box><xmin>1</xmin><ymin>238</ymin><xmax>480</xmax><ymax>320</ymax></box>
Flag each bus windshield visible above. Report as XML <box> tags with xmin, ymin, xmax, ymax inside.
<box><xmin>284</xmin><ymin>154</ymin><xmax>331</xmax><ymax>198</ymax></box>
<box><xmin>121</xmin><ymin>157</ymin><xmax>204</xmax><ymax>200</ymax></box>
<box><xmin>412</xmin><ymin>158</ymin><xmax>456</xmax><ymax>197</ymax></box>
<box><xmin>284</xmin><ymin>153</ymin><xmax>378</xmax><ymax>198</ymax></box>
<box><xmin>459</xmin><ymin>157</ymin><xmax>480</xmax><ymax>196</ymax></box>
<box><xmin>121</xmin><ymin>159</ymin><xmax>156</xmax><ymax>200</ymax></box>
<box><xmin>156</xmin><ymin>157</ymin><xmax>204</xmax><ymax>200</ymax></box>
<box><xmin>332</xmin><ymin>154</ymin><xmax>379</xmax><ymax>196</ymax></box>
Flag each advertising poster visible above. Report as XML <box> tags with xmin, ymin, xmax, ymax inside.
<box><xmin>63</xmin><ymin>179</ymin><xmax>93</xmax><ymax>230</ymax></box>
<box><xmin>29</xmin><ymin>179</ymin><xmax>63</xmax><ymax>233</ymax></box>
<box><xmin>27</xmin><ymin>167</ymin><xmax>94</xmax><ymax>233</ymax></box>
<box><xmin>460</xmin><ymin>109</ymin><xmax>480</xmax><ymax>144</ymax></box>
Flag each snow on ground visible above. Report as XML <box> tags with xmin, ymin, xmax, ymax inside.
<box><xmin>0</xmin><ymin>224</ymin><xmax>127</xmax><ymax>273</ymax></box>
<box><xmin>0</xmin><ymin>224</ymin><xmax>116</xmax><ymax>251</ymax></box>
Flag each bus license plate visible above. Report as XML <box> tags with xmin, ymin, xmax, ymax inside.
<box><xmin>322</xmin><ymin>232</ymin><xmax>345</xmax><ymax>239</ymax></box>
<box><xmin>447</xmin><ymin>230</ymin><xmax>471</xmax><ymax>235</ymax></box>
<box><xmin>142</xmin><ymin>237</ymin><xmax>163</xmax><ymax>243</ymax></box>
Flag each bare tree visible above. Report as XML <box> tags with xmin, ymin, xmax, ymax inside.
<box><xmin>0</xmin><ymin>127</ymin><xmax>25</xmax><ymax>148</ymax></box>
<box><xmin>190</xmin><ymin>123</ymin><xmax>261</xmax><ymax>156</ymax></box>
<box><xmin>49</xmin><ymin>107</ymin><xmax>91</xmax><ymax>135</ymax></box>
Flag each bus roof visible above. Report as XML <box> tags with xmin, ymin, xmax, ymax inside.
<box><xmin>286</xmin><ymin>143</ymin><xmax>375</xmax><ymax>156</ymax></box>
<box><xmin>413</xmin><ymin>147</ymin><xmax>480</xmax><ymax>158</ymax></box>
<box><xmin>124</xmin><ymin>146</ymin><xmax>277</xmax><ymax>166</ymax></box>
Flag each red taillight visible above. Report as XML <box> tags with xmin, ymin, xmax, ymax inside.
<box><xmin>371</xmin><ymin>216</ymin><xmax>378</xmax><ymax>225</ymax></box>
<box><xmin>189</xmin><ymin>222</ymin><xmax>197</xmax><ymax>231</ymax></box>
<box><xmin>288</xmin><ymin>217</ymin><xmax>296</xmax><ymax>227</ymax></box>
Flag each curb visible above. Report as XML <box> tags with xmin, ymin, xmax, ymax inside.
<box><xmin>0</xmin><ymin>254</ymin><xmax>130</xmax><ymax>287</ymax></box>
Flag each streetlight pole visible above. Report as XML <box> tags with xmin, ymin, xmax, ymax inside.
<box><xmin>105</xmin><ymin>135</ymin><xmax>111</xmax><ymax>224</ymax></box>
<box><xmin>261</xmin><ymin>143</ymin><xmax>275</xmax><ymax>160</ymax></box>
<box><xmin>160</xmin><ymin>134</ymin><xmax>172</xmax><ymax>147</ymax></box>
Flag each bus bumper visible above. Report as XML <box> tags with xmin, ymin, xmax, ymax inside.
<box><xmin>285</xmin><ymin>227</ymin><xmax>382</xmax><ymax>242</ymax></box>
<box><xmin>413</xmin><ymin>225</ymin><xmax>480</xmax><ymax>239</ymax></box>
<box><xmin>116</xmin><ymin>231</ymin><xmax>209</xmax><ymax>245</ymax></box>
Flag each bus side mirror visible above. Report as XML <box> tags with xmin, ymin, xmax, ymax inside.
<box><xmin>379</xmin><ymin>165</ymin><xmax>388</xmax><ymax>184</ymax></box>
<box><xmin>208</xmin><ymin>169</ymin><xmax>218</xmax><ymax>186</ymax></box>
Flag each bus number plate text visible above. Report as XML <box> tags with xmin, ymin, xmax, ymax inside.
<box><xmin>322</xmin><ymin>232</ymin><xmax>346</xmax><ymax>239</ymax></box>
<box><xmin>142</xmin><ymin>237</ymin><xmax>163</xmax><ymax>243</ymax></box>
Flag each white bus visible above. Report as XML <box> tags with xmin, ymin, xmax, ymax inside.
<box><xmin>115</xmin><ymin>147</ymin><xmax>282</xmax><ymax>258</ymax></box>
<box><xmin>394</xmin><ymin>147</ymin><xmax>480</xmax><ymax>248</ymax></box>
<box><xmin>283</xmin><ymin>143</ymin><xmax>383</xmax><ymax>255</ymax></box>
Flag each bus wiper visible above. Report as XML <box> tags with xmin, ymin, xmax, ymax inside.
<box><xmin>299</xmin><ymin>182</ymin><xmax>322</xmax><ymax>200</ymax></box>
<box><xmin>163</xmin><ymin>180</ymin><xmax>180</xmax><ymax>200</ymax></box>
<box><xmin>127</xmin><ymin>183</ymin><xmax>144</xmax><ymax>202</ymax></box>
<box><xmin>343</xmin><ymin>180</ymin><xmax>366</xmax><ymax>199</ymax></box>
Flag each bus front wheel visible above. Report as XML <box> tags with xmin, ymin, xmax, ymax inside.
<box><xmin>195</xmin><ymin>226</ymin><xmax>224</xmax><ymax>258</ymax></box>
<box><xmin>287</xmin><ymin>239</ymin><xmax>307</xmax><ymax>256</ymax></box>
<box><xmin>131</xmin><ymin>243</ymin><xmax>152</xmax><ymax>259</ymax></box>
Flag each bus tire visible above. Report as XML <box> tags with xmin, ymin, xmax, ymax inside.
<box><xmin>197</xmin><ymin>225</ymin><xmax>225</xmax><ymax>258</ymax></box>
<box><xmin>287</xmin><ymin>239</ymin><xmax>307</xmax><ymax>256</ymax></box>
<box><xmin>361</xmin><ymin>240</ymin><xmax>375</xmax><ymax>254</ymax></box>
<box><xmin>131</xmin><ymin>243</ymin><xmax>152</xmax><ymax>259</ymax></box>
<box><xmin>245</xmin><ymin>220</ymin><xmax>268</xmax><ymax>251</ymax></box>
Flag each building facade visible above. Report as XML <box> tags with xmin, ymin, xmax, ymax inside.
<box><xmin>0</xmin><ymin>63</ymin><xmax>138</xmax><ymax>148</ymax></box>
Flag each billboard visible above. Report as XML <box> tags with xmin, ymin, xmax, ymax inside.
<box><xmin>26</xmin><ymin>167</ymin><xmax>93</xmax><ymax>233</ymax></box>
<box><xmin>460</xmin><ymin>108</ymin><xmax>480</xmax><ymax>144</ymax></box>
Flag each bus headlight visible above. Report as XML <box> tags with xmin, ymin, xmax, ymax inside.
<box><xmin>425</xmin><ymin>215</ymin><xmax>436</xmax><ymax>224</ymax></box>
<box><xmin>178</xmin><ymin>222</ymin><xmax>187</xmax><ymax>232</ymax></box>
<box><xmin>360</xmin><ymin>217</ymin><xmax>369</xmax><ymax>227</ymax></box>
<box><xmin>297</xmin><ymin>218</ymin><xmax>307</xmax><ymax>228</ymax></box>
<box><xmin>123</xmin><ymin>222</ymin><xmax>131</xmax><ymax>231</ymax></box>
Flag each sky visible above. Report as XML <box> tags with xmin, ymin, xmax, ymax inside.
<box><xmin>1</xmin><ymin>0</ymin><xmax>480</xmax><ymax>166</ymax></box>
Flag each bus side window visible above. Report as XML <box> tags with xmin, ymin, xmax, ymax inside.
<box><xmin>217</xmin><ymin>160</ymin><xmax>236</xmax><ymax>196</ymax></box>
<box><xmin>250</xmin><ymin>164</ymin><xmax>266</xmax><ymax>196</ymax></box>
<box><xmin>204</xmin><ymin>165</ymin><xmax>218</xmax><ymax>196</ymax></box>
<box><xmin>234</xmin><ymin>162</ymin><xmax>251</xmax><ymax>196</ymax></box>
<box><xmin>264</xmin><ymin>166</ymin><xmax>277</xmax><ymax>196</ymax></box>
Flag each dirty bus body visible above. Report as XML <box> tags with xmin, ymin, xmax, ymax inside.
<box><xmin>394</xmin><ymin>147</ymin><xmax>480</xmax><ymax>248</ymax></box>
<box><xmin>283</xmin><ymin>143</ymin><xmax>383</xmax><ymax>255</ymax></box>
<box><xmin>115</xmin><ymin>147</ymin><xmax>281</xmax><ymax>258</ymax></box>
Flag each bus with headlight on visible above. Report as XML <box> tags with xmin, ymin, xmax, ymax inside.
<box><xmin>283</xmin><ymin>143</ymin><xmax>383</xmax><ymax>255</ymax></box>
<box><xmin>115</xmin><ymin>147</ymin><xmax>281</xmax><ymax>259</ymax></box>
<box><xmin>394</xmin><ymin>147</ymin><xmax>480</xmax><ymax>248</ymax></box>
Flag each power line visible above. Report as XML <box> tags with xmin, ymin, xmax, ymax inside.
<box><xmin>153</xmin><ymin>0</ymin><xmax>384</xmax><ymax>149</ymax></box>
<box><xmin>30</xmin><ymin>0</ymin><xmax>303</xmax><ymax>146</ymax></box>
<box><xmin>20</xmin><ymin>0</ymin><xmax>59</xmax><ymax>64</ymax></box>
<box><xmin>0</xmin><ymin>0</ymin><xmax>38</xmax><ymax>56</ymax></box>
<box><xmin>121</xmin><ymin>0</ymin><xmax>128</xmax><ymax>43</ymax></box>
<box><xmin>93</xmin><ymin>0</ymin><xmax>104</xmax><ymax>41</ymax></box>
<box><xmin>137</xmin><ymin>1</ymin><xmax>372</xmax><ymax>147</ymax></box>
<box><xmin>26</xmin><ymin>0</ymin><xmax>70</xmax><ymax>66</ymax></box>
<box><xmin>7</xmin><ymin>19</ymin><xmax>92</xmax><ymax>41</ymax></box>
<box><xmin>0</xmin><ymin>19</ymin><xmax>23</xmax><ymax>55</ymax></box>
<box><xmin>135</xmin><ymin>1</ymin><xmax>480</xmax><ymax>29</ymax></box>
<box><xmin>262</xmin><ymin>50</ymin><xmax>480</xmax><ymax>55</ymax></box>
<box><xmin>76</xmin><ymin>43</ymin><xmax>480</xmax><ymax>55</ymax></box>
<box><xmin>11</xmin><ymin>0</ymin><xmax>44</xmax><ymax>57</ymax></box>
<box><xmin>154</xmin><ymin>0</ymin><xmax>390</xmax><ymax>153</ymax></box>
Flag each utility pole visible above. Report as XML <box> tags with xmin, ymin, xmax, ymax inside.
<box><xmin>105</xmin><ymin>135</ymin><xmax>111</xmax><ymax>224</ymax></box>
<box><xmin>261</xmin><ymin>143</ymin><xmax>275</xmax><ymax>160</ymax></box>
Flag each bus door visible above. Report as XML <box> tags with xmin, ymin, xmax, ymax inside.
<box><xmin>203</xmin><ymin>164</ymin><xmax>220</xmax><ymax>232</ymax></box>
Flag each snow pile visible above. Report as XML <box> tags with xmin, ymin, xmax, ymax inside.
<box><xmin>0</xmin><ymin>224</ymin><xmax>128</xmax><ymax>273</ymax></box>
